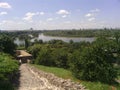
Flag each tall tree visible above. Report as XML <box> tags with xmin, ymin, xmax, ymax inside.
<box><xmin>0</xmin><ymin>35</ymin><xmax>16</xmax><ymax>54</ymax></box>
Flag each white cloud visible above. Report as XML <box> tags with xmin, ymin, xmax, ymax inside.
<box><xmin>85</xmin><ymin>8</ymin><xmax>100</xmax><ymax>21</ymax></box>
<box><xmin>85</xmin><ymin>13</ymin><xmax>93</xmax><ymax>17</ymax></box>
<box><xmin>47</xmin><ymin>18</ymin><xmax>53</xmax><ymax>21</ymax></box>
<box><xmin>0</xmin><ymin>12</ymin><xmax>7</xmax><ymax>15</ymax></box>
<box><xmin>57</xmin><ymin>10</ymin><xmax>70</xmax><ymax>15</ymax></box>
<box><xmin>39</xmin><ymin>12</ymin><xmax>45</xmax><ymax>15</ymax></box>
<box><xmin>85</xmin><ymin>8</ymin><xmax>100</xmax><ymax>18</ymax></box>
<box><xmin>88</xmin><ymin>17</ymin><xmax>95</xmax><ymax>21</ymax></box>
<box><xmin>1</xmin><ymin>20</ymin><xmax>14</xmax><ymax>25</ymax></box>
<box><xmin>0</xmin><ymin>20</ymin><xmax>29</xmax><ymax>30</ymax></box>
<box><xmin>0</xmin><ymin>2</ymin><xmax>11</xmax><ymax>8</ymax></box>
<box><xmin>23</xmin><ymin>12</ymin><xmax>39</xmax><ymax>21</ymax></box>
<box><xmin>90</xmin><ymin>8</ymin><xmax>100</xmax><ymax>13</ymax></box>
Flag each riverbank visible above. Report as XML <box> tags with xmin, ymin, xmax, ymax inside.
<box><xmin>44</xmin><ymin>33</ymin><xmax>95</xmax><ymax>38</ymax></box>
<box><xmin>43</xmin><ymin>29</ymin><xmax>120</xmax><ymax>38</ymax></box>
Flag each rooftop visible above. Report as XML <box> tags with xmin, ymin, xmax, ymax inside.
<box><xmin>16</xmin><ymin>50</ymin><xmax>32</xmax><ymax>57</ymax></box>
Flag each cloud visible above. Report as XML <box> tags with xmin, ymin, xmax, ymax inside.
<box><xmin>62</xmin><ymin>15</ymin><xmax>67</xmax><ymax>18</ymax></box>
<box><xmin>39</xmin><ymin>12</ymin><xmax>45</xmax><ymax>15</ymax></box>
<box><xmin>57</xmin><ymin>10</ymin><xmax>70</xmax><ymax>15</ymax></box>
<box><xmin>23</xmin><ymin>12</ymin><xmax>39</xmax><ymax>21</ymax></box>
<box><xmin>0</xmin><ymin>2</ymin><xmax>11</xmax><ymax>8</ymax></box>
<box><xmin>85</xmin><ymin>8</ymin><xmax>100</xmax><ymax>17</ymax></box>
<box><xmin>0</xmin><ymin>12</ymin><xmax>7</xmax><ymax>15</ymax></box>
<box><xmin>88</xmin><ymin>17</ymin><xmax>95</xmax><ymax>21</ymax></box>
<box><xmin>1</xmin><ymin>20</ymin><xmax>14</xmax><ymax>25</ymax></box>
<box><xmin>47</xmin><ymin>18</ymin><xmax>53</xmax><ymax>21</ymax></box>
<box><xmin>85</xmin><ymin>8</ymin><xmax>100</xmax><ymax>21</ymax></box>
<box><xmin>90</xmin><ymin>8</ymin><xmax>100</xmax><ymax>13</ymax></box>
<box><xmin>85</xmin><ymin>13</ymin><xmax>93</xmax><ymax>17</ymax></box>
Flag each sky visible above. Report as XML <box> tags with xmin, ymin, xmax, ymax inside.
<box><xmin>0</xmin><ymin>0</ymin><xmax>120</xmax><ymax>30</ymax></box>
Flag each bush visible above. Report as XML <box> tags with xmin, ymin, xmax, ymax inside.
<box><xmin>34</xmin><ymin>46</ymin><xmax>70</xmax><ymax>68</ymax></box>
<box><xmin>70</xmin><ymin>44</ymin><xmax>117</xmax><ymax>84</ymax></box>
<box><xmin>0</xmin><ymin>53</ymin><xmax>19</xmax><ymax>90</ymax></box>
<box><xmin>51</xmin><ymin>48</ymin><xmax>69</xmax><ymax>68</ymax></box>
<box><xmin>35</xmin><ymin>48</ymin><xmax>55</xmax><ymax>66</ymax></box>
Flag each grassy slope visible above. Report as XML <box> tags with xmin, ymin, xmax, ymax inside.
<box><xmin>31</xmin><ymin>64</ymin><xmax>120</xmax><ymax>90</ymax></box>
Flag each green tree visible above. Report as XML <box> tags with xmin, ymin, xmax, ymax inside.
<box><xmin>71</xmin><ymin>43</ymin><xmax>117</xmax><ymax>84</ymax></box>
<box><xmin>52</xmin><ymin>48</ymin><xmax>69</xmax><ymax>68</ymax></box>
<box><xmin>35</xmin><ymin>48</ymin><xmax>55</xmax><ymax>66</ymax></box>
<box><xmin>25</xmin><ymin>38</ymin><xmax>29</xmax><ymax>49</ymax></box>
<box><xmin>0</xmin><ymin>35</ymin><xmax>16</xmax><ymax>54</ymax></box>
<box><xmin>28</xmin><ymin>44</ymin><xmax>42</xmax><ymax>59</ymax></box>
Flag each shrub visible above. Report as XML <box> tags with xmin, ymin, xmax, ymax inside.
<box><xmin>35</xmin><ymin>48</ymin><xmax>55</xmax><ymax>66</ymax></box>
<box><xmin>70</xmin><ymin>45</ymin><xmax>117</xmax><ymax>84</ymax></box>
<box><xmin>0</xmin><ymin>53</ymin><xmax>19</xmax><ymax>90</ymax></box>
<box><xmin>51</xmin><ymin>48</ymin><xmax>69</xmax><ymax>68</ymax></box>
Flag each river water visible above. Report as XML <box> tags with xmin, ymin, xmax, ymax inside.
<box><xmin>14</xmin><ymin>33</ymin><xmax>95</xmax><ymax>45</ymax></box>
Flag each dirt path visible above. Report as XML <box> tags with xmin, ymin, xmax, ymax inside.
<box><xmin>18</xmin><ymin>64</ymin><xmax>63</xmax><ymax>90</ymax></box>
<box><xmin>18</xmin><ymin>64</ymin><xmax>86</xmax><ymax>90</ymax></box>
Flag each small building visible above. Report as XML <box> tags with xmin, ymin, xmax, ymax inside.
<box><xmin>16</xmin><ymin>50</ymin><xmax>32</xmax><ymax>63</ymax></box>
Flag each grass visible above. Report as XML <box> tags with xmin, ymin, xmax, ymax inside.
<box><xmin>32</xmin><ymin>64</ymin><xmax>75</xmax><ymax>80</ymax></box>
<box><xmin>31</xmin><ymin>64</ymin><xmax>120</xmax><ymax>90</ymax></box>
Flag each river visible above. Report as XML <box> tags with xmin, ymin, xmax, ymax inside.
<box><xmin>14</xmin><ymin>33</ymin><xmax>95</xmax><ymax>45</ymax></box>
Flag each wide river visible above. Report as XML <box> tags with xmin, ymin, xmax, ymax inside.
<box><xmin>14</xmin><ymin>33</ymin><xmax>95</xmax><ymax>45</ymax></box>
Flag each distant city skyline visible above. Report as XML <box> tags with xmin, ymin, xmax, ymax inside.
<box><xmin>0</xmin><ymin>0</ymin><xmax>120</xmax><ymax>30</ymax></box>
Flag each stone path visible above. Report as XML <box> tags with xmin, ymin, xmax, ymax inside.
<box><xmin>18</xmin><ymin>64</ymin><xmax>86</xmax><ymax>90</ymax></box>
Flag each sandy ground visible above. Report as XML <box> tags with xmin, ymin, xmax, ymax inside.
<box><xmin>18</xmin><ymin>64</ymin><xmax>63</xmax><ymax>90</ymax></box>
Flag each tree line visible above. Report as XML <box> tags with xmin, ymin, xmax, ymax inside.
<box><xmin>44</xmin><ymin>28</ymin><xmax>120</xmax><ymax>37</ymax></box>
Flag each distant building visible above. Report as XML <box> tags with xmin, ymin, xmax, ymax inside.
<box><xmin>16</xmin><ymin>50</ymin><xmax>32</xmax><ymax>63</ymax></box>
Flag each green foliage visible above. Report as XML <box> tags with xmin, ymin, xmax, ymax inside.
<box><xmin>0</xmin><ymin>53</ymin><xmax>19</xmax><ymax>90</ymax></box>
<box><xmin>0</xmin><ymin>35</ymin><xmax>16</xmax><ymax>54</ymax></box>
<box><xmin>70</xmin><ymin>42</ymin><xmax>117</xmax><ymax>84</ymax></box>
<box><xmin>44</xmin><ymin>29</ymin><xmax>120</xmax><ymax>37</ymax></box>
<box><xmin>28</xmin><ymin>36</ymin><xmax>119</xmax><ymax>85</ymax></box>
<box><xmin>35</xmin><ymin>48</ymin><xmax>55</xmax><ymax>66</ymax></box>
<box><xmin>48</xmin><ymin>39</ymin><xmax>65</xmax><ymax>44</ymax></box>
<box><xmin>28</xmin><ymin>41</ymin><xmax>76</xmax><ymax>68</ymax></box>
<box><xmin>51</xmin><ymin>48</ymin><xmax>69</xmax><ymax>68</ymax></box>
<box><xmin>34</xmin><ymin>39</ymin><xmax>43</xmax><ymax>44</ymax></box>
<box><xmin>25</xmin><ymin>38</ymin><xmax>29</xmax><ymax>49</ymax></box>
<box><xmin>34</xmin><ymin>46</ymin><xmax>69</xmax><ymax>68</ymax></box>
<box><xmin>0</xmin><ymin>53</ymin><xmax>19</xmax><ymax>78</ymax></box>
<box><xmin>28</xmin><ymin>44</ymin><xmax>42</xmax><ymax>58</ymax></box>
